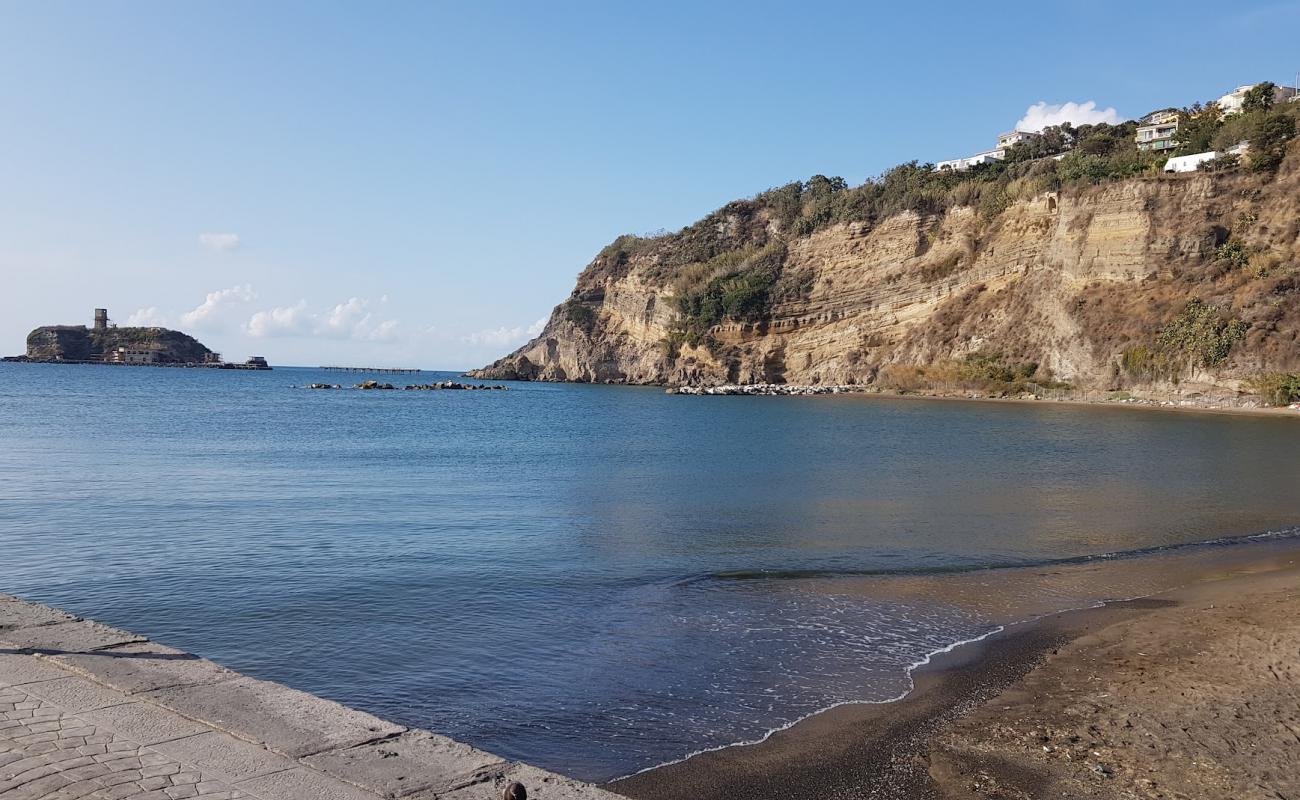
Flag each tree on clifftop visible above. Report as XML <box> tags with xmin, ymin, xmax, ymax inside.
<box><xmin>1242</xmin><ymin>82</ymin><xmax>1277</xmax><ymax>114</ymax></box>
<box><xmin>1250</xmin><ymin>112</ymin><xmax>1297</xmax><ymax>173</ymax></box>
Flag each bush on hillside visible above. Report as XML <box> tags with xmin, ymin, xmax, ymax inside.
<box><xmin>598</xmin><ymin>89</ymin><xmax>1297</xmax><ymax>353</ymax></box>
<box><xmin>563</xmin><ymin>299</ymin><xmax>596</xmax><ymax>333</ymax></box>
<box><xmin>1157</xmin><ymin>299</ymin><xmax>1249</xmax><ymax>370</ymax></box>
<box><xmin>1247</xmin><ymin>372</ymin><xmax>1300</xmax><ymax>406</ymax></box>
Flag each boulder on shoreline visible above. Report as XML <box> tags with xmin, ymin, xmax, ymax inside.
<box><xmin>667</xmin><ymin>383</ymin><xmax>860</xmax><ymax>396</ymax></box>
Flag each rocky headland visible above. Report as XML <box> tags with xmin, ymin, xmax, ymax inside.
<box><xmin>470</xmin><ymin>139</ymin><xmax>1300</xmax><ymax>409</ymax></box>
<box><xmin>7</xmin><ymin>311</ymin><xmax>272</xmax><ymax>369</ymax></box>
<box><xmin>22</xmin><ymin>324</ymin><xmax>217</xmax><ymax>364</ymax></box>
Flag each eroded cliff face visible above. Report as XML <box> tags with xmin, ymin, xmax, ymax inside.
<box><xmin>472</xmin><ymin>158</ymin><xmax>1300</xmax><ymax>395</ymax></box>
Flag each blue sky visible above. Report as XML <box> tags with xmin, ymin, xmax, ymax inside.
<box><xmin>2</xmin><ymin>1</ymin><xmax>1298</xmax><ymax>368</ymax></box>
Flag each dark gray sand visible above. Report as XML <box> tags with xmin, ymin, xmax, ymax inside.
<box><xmin>611</xmin><ymin>553</ymin><xmax>1300</xmax><ymax>800</ymax></box>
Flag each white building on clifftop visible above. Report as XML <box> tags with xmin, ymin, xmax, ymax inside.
<box><xmin>1217</xmin><ymin>82</ymin><xmax>1298</xmax><ymax>114</ymax></box>
<box><xmin>935</xmin><ymin>149</ymin><xmax>1006</xmax><ymax>171</ymax></box>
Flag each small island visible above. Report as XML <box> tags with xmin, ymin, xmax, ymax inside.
<box><xmin>3</xmin><ymin>308</ymin><xmax>271</xmax><ymax>369</ymax></box>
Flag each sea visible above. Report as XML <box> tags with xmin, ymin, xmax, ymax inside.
<box><xmin>2</xmin><ymin>362</ymin><xmax>1299</xmax><ymax>781</ymax></box>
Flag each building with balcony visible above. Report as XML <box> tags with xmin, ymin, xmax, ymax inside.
<box><xmin>997</xmin><ymin>130</ymin><xmax>1036</xmax><ymax>149</ymax></box>
<box><xmin>1136</xmin><ymin>110</ymin><xmax>1179</xmax><ymax>152</ymax></box>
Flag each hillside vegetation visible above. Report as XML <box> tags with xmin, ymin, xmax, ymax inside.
<box><xmin>473</xmin><ymin>99</ymin><xmax>1300</xmax><ymax>405</ymax></box>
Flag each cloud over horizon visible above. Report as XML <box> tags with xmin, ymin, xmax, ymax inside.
<box><xmin>463</xmin><ymin>317</ymin><xmax>547</xmax><ymax>349</ymax></box>
<box><xmin>245</xmin><ymin>296</ymin><xmax>400</xmax><ymax>342</ymax></box>
<box><xmin>1015</xmin><ymin>100</ymin><xmax>1122</xmax><ymax>132</ymax></box>
<box><xmin>198</xmin><ymin>232</ymin><xmax>241</xmax><ymax>252</ymax></box>
<box><xmin>182</xmin><ymin>284</ymin><xmax>257</xmax><ymax>329</ymax></box>
<box><xmin>126</xmin><ymin>284</ymin><xmax>257</xmax><ymax>330</ymax></box>
<box><xmin>126</xmin><ymin>287</ymin><xmax>400</xmax><ymax>346</ymax></box>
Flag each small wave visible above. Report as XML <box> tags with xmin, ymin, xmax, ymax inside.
<box><xmin>616</xmin><ymin>524</ymin><xmax>1300</xmax><ymax>782</ymax></box>
<box><xmin>689</xmin><ymin>525</ymin><xmax>1300</xmax><ymax>585</ymax></box>
<box><xmin>610</xmin><ymin>622</ymin><xmax>1009</xmax><ymax>782</ymax></box>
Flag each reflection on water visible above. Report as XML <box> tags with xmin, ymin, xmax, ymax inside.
<box><xmin>1</xmin><ymin>364</ymin><xmax>1298</xmax><ymax>779</ymax></box>
<box><xmin>811</xmin><ymin>529</ymin><xmax>1300</xmax><ymax>624</ymax></box>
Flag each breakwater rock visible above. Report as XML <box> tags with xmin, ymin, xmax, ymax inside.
<box><xmin>668</xmin><ymin>383</ymin><xmax>861</xmax><ymax>396</ymax></box>
<box><xmin>306</xmin><ymin>380</ymin><xmax>509</xmax><ymax>391</ymax></box>
<box><xmin>405</xmin><ymin>381</ymin><xmax>509</xmax><ymax>391</ymax></box>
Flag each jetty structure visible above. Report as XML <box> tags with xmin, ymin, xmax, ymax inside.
<box><xmin>321</xmin><ymin>366</ymin><xmax>424</xmax><ymax>374</ymax></box>
<box><xmin>0</xmin><ymin>591</ymin><xmax>615</xmax><ymax>800</ymax></box>
<box><xmin>3</xmin><ymin>309</ymin><xmax>271</xmax><ymax>370</ymax></box>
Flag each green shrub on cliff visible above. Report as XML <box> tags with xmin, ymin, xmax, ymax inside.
<box><xmin>563</xmin><ymin>299</ymin><xmax>596</xmax><ymax>333</ymax></box>
<box><xmin>958</xmin><ymin>351</ymin><xmax>1040</xmax><ymax>385</ymax></box>
<box><xmin>1215</xmin><ymin>239</ymin><xmax>1250</xmax><ymax>269</ymax></box>
<box><xmin>672</xmin><ymin>268</ymin><xmax>777</xmax><ymax>347</ymax></box>
<box><xmin>879</xmin><ymin>351</ymin><xmax>1064</xmax><ymax>396</ymax></box>
<box><xmin>1117</xmin><ymin>300</ymin><xmax>1249</xmax><ymax>383</ymax></box>
<box><xmin>1157</xmin><ymin>299</ymin><xmax>1249</xmax><ymax>370</ymax></box>
<box><xmin>1247</xmin><ymin>373</ymin><xmax>1300</xmax><ymax>406</ymax></box>
<box><xmin>1118</xmin><ymin>345</ymin><xmax>1178</xmax><ymax>383</ymax></box>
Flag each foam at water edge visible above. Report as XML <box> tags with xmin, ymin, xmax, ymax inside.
<box><xmin>614</xmin><ymin>575</ymin><xmax>1239</xmax><ymax>783</ymax></box>
<box><xmin>609</xmin><ymin>621</ymin><xmax>1011</xmax><ymax>781</ymax></box>
<box><xmin>612</xmin><ymin>525</ymin><xmax>1300</xmax><ymax>781</ymax></box>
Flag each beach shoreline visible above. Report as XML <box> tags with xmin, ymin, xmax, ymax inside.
<box><xmin>610</xmin><ymin>545</ymin><xmax>1300</xmax><ymax>799</ymax></box>
<box><xmin>851</xmin><ymin>386</ymin><xmax>1300</xmax><ymax>421</ymax></box>
<box><xmin>664</xmin><ymin>381</ymin><xmax>1300</xmax><ymax>420</ymax></box>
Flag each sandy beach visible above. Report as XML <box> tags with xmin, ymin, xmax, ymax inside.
<box><xmin>612</xmin><ymin>549</ymin><xmax>1300</xmax><ymax>800</ymax></box>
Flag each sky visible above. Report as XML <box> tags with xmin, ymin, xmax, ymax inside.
<box><xmin>2</xmin><ymin>1</ymin><xmax>1299</xmax><ymax>369</ymax></box>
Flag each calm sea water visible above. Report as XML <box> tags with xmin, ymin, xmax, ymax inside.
<box><xmin>2</xmin><ymin>363</ymin><xmax>1299</xmax><ymax>780</ymax></box>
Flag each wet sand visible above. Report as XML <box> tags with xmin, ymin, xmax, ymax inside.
<box><xmin>851</xmin><ymin>387</ymin><xmax>1300</xmax><ymax>421</ymax></box>
<box><xmin>611</xmin><ymin>551</ymin><xmax>1300</xmax><ymax>800</ymax></box>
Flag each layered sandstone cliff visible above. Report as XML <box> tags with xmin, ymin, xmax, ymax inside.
<box><xmin>472</xmin><ymin>155</ymin><xmax>1300</xmax><ymax>398</ymax></box>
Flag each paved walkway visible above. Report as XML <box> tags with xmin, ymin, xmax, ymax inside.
<box><xmin>0</xmin><ymin>594</ymin><xmax>616</xmax><ymax>800</ymax></box>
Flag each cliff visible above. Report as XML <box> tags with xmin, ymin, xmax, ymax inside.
<box><xmin>25</xmin><ymin>325</ymin><xmax>216</xmax><ymax>363</ymax></box>
<box><xmin>471</xmin><ymin>149</ymin><xmax>1300</xmax><ymax>400</ymax></box>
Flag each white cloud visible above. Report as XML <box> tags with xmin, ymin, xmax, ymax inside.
<box><xmin>125</xmin><ymin>307</ymin><xmax>169</xmax><ymax>327</ymax></box>
<box><xmin>320</xmin><ymin>297</ymin><xmax>370</xmax><ymax>337</ymax></box>
<box><xmin>464</xmin><ymin>317</ymin><xmax>548</xmax><ymax>349</ymax></box>
<box><xmin>180</xmin><ymin>284</ymin><xmax>257</xmax><ymax>329</ymax></box>
<box><xmin>365</xmin><ymin>318</ymin><xmax>401</xmax><ymax>342</ymax></box>
<box><xmin>198</xmin><ymin>232</ymin><xmax>241</xmax><ymax>252</ymax></box>
<box><xmin>245</xmin><ymin>296</ymin><xmax>399</xmax><ymax>341</ymax></box>
<box><xmin>246</xmin><ymin>301</ymin><xmax>310</xmax><ymax>338</ymax></box>
<box><xmin>318</xmin><ymin>297</ymin><xmax>400</xmax><ymax>341</ymax></box>
<box><xmin>1015</xmin><ymin>101</ymin><xmax>1121</xmax><ymax>132</ymax></box>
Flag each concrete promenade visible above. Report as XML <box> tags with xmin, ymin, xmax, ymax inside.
<box><xmin>0</xmin><ymin>593</ymin><xmax>619</xmax><ymax>800</ymax></box>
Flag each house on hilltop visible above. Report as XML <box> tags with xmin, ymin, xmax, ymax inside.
<box><xmin>935</xmin><ymin>149</ymin><xmax>1006</xmax><ymax>171</ymax></box>
<box><xmin>935</xmin><ymin>128</ymin><xmax>1044</xmax><ymax>172</ymax></box>
<box><xmin>997</xmin><ymin>130</ymin><xmax>1036</xmax><ymax>149</ymax></box>
<box><xmin>1136</xmin><ymin>110</ymin><xmax>1179</xmax><ymax>152</ymax></box>
<box><xmin>1216</xmin><ymin>82</ymin><xmax>1298</xmax><ymax>114</ymax></box>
